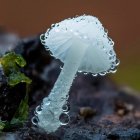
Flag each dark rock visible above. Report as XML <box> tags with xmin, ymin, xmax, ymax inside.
<box><xmin>63</xmin><ymin>128</ymin><xmax>106</xmax><ymax>140</ymax></box>
<box><xmin>0</xmin><ymin>83</ymin><xmax>26</xmax><ymax>121</ymax></box>
<box><xmin>0</xmin><ymin>66</ymin><xmax>7</xmax><ymax>86</ymax></box>
<box><xmin>107</xmin><ymin>128</ymin><xmax>140</xmax><ymax>140</ymax></box>
<box><xmin>0</xmin><ymin>133</ymin><xmax>19</xmax><ymax>140</ymax></box>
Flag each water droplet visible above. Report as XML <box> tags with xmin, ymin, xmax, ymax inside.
<box><xmin>109</xmin><ymin>50</ymin><xmax>113</xmax><ymax>56</ymax></box>
<box><xmin>60</xmin><ymin>66</ymin><xmax>63</xmax><ymax>70</ymax></box>
<box><xmin>41</xmin><ymin>41</ymin><xmax>46</xmax><ymax>45</ymax></box>
<box><xmin>60</xmin><ymin>97</ymin><xmax>66</xmax><ymax>101</ymax></box>
<box><xmin>35</xmin><ymin>105</ymin><xmax>42</xmax><ymax>114</ymax></box>
<box><xmin>62</xmin><ymin>104</ymin><xmax>69</xmax><ymax>112</ymax></box>
<box><xmin>78</xmin><ymin>70</ymin><xmax>82</xmax><ymax>73</ymax></box>
<box><xmin>45</xmin><ymin>46</ymin><xmax>49</xmax><ymax>50</ymax></box>
<box><xmin>99</xmin><ymin>72</ymin><xmax>106</xmax><ymax>76</ymax></box>
<box><xmin>112</xmin><ymin>61</ymin><xmax>116</xmax><ymax>66</ymax></box>
<box><xmin>40</xmin><ymin>34</ymin><xmax>46</xmax><ymax>45</ymax></box>
<box><xmin>34</xmin><ymin>110</ymin><xmax>38</xmax><ymax>116</ymax></box>
<box><xmin>46</xmin><ymin>28</ymin><xmax>49</xmax><ymax>32</ymax></box>
<box><xmin>115</xmin><ymin>59</ymin><xmax>120</xmax><ymax>66</ymax></box>
<box><xmin>45</xmin><ymin>101</ymin><xmax>50</xmax><ymax>106</ymax></box>
<box><xmin>110</xmin><ymin>41</ymin><xmax>114</xmax><ymax>46</ymax></box>
<box><xmin>50</xmin><ymin>53</ymin><xmax>54</xmax><ymax>56</ymax></box>
<box><xmin>109</xmin><ymin>56</ymin><xmax>113</xmax><ymax>60</ymax></box>
<box><xmin>51</xmin><ymin>24</ymin><xmax>55</xmax><ymax>28</ymax></box>
<box><xmin>65</xmin><ymin>95</ymin><xmax>69</xmax><ymax>101</ymax></box>
<box><xmin>106</xmin><ymin>70</ymin><xmax>110</xmax><ymax>73</ymax></box>
<box><xmin>110</xmin><ymin>64</ymin><xmax>115</xmax><ymax>69</ymax></box>
<box><xmin>103</xmin><ymin>34</ymin><xmax>106</xmax><ymax>38</ymax></box>
<box><xmin>100</xmin><ymin>43</ymin><xmax>105</xmax><ymax>50</ymax></box>
<box><xmin>105</xmin><ymin>29</ymin><xmax>108</xmax><ymax>34</ymax></box>
<box><xmin>31</xmin><ymin>116</ymin><xmax>39</xmax><ymax>125</ymax></box>
<box><xmin>92</xmin><ymin>73</ymin><xmax>98</xmax><ymax>77</ymax></box>
<box><xmin>110</xmin><ymin>69</ymin><xmax>117</xmax><ymax>73</ymax></box>
<box><xmin>40</xmin><ymin>34</ymin><xmax>45</xmax><ymax>41</ymax></box>
<box><xmin>112</xmin><ymin>55</ymin><xmax>116</xmax><ymax>60</ymax></box>
<box><xmin>75</xmin><ymin>15</ymin><xmax>79</xmax><ymax>18</ymax></box>
<box><xmin>59</xmin><ymin>112</ymin><xmax>70</xmax><ymax>125</ymax></box>
<box><xmin>43</xmin><ymin>98</ymin><xmax>51</xmax><ymax>106</ymax></box>
<box><xmin>84</xmin><ymin>72</ymin><xmax>88</xmax><ymax>75</ymax></box>
<box><xmin>55</xmin><ymin>23</ymin><xmax>59</xmax><ymax>27</ymax></box>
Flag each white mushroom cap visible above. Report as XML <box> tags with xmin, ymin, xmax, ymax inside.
<box><xmin>41</xmin><ymin>15</ymin><xmax>119</xmax><ymax>75</ymax></box>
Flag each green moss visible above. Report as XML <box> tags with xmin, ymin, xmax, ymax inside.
<box><xmin>0</xmin><ymin>52</ymin><xmax>31</xmax><ymax>131</ymax></box>
<box><xmin>10</xmin><ymin>89</ymin><xmax>29</xmax><ymax>126</ymax></box>
<box><xmin>2</xmin><ymin>88</ymin><xmax>30</xmax><ymax>131</ymax></box>
<box><xmin>0</xmin><ymin>52</ymin><xmax>32</xmax><ymax>86</ymax></box>
<box><xmin>0</xmin><ymin>121</ymin><xmax>5</xmax><ymax>131</ymax></box>
<box><xmin>8</xmin><ymin>72</ymin><xmax>31</xmax><ymax>86</ymax></box>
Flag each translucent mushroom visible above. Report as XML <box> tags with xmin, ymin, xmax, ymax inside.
<box><xmin>32</xmin><ymin>15</ymin><xmax>120</xmax><ymax>133</ymax></box>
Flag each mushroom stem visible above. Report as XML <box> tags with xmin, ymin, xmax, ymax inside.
<box><xmin>36</xmin><ymin>39</ymin><xmax>88</xmax><ymax>133</ymax></box>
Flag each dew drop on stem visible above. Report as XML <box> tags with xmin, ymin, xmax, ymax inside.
<box><xmin>59</xmin><ymin>112</ymin><xmax>70</xmax><ymax>125</ymax></box>
<box><xmin>31</xmin><ymin>116</ymin><xmax>39</xmax><ymax>126</ymax></box>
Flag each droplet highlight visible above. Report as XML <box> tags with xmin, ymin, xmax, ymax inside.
<box><xmin>31</xmin><ymin>116</ymin><xmax>39</xmax><ymax>126</ymax></box>
<box><xmin>59</xmin><ymin>112</ymin><xmax>70</xmax><ymax>125</ymax></box>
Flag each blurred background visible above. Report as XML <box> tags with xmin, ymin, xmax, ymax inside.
<box><xmin>0</xmin><ymin>0</ymin><xmax>140</xmax><ymax>91</ymax></box>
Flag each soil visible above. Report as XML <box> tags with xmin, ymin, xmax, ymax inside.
<box><xmin>0</xmin><ymin>33</ymin><xmax>140</xmax><ymax>140</ymax></box>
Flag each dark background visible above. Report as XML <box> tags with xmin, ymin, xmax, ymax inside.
<box><xmin>0</xmin><ymin>0</ymin><xmax>140</xmax><ymax>91</ymax></box>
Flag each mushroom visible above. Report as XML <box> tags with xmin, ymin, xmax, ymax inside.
<box><xmin>32</xmin><ymin>15</ymin><xmax>120</xmax><ymax>133</ymax></box>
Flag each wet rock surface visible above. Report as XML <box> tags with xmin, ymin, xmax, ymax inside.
<box><xmin>0</xmin><ymin>33</ymin><xmax>140</xmax><ymax>140</ymax></box>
